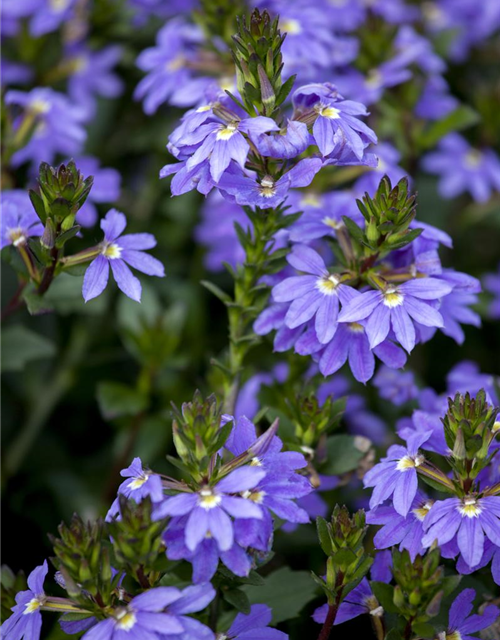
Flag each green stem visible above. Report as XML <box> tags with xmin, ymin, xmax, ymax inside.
<box><xmin>222</xmin><ymin>207</ymin><xmax>279</xmax><ymax>413</ymax></box>
<box><xmin>3</xmin><ymin>322</ymin><xmax>92</xmax><ymax>480</ymax></box>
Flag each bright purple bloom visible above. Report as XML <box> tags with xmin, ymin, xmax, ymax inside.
<box><xmin>73</xmin><ymin>156</ymin><xmax>121</xmax><ymax>227</ymax></box>
<box><xmin>442</xmin><ymin>589</ymin><xmax>499</xmax><ymax>640</ymax></box>
<box><xmin>373</xmin><ymin>366</ymin><xmax>418</xmax><ymax>405</ymax></box>
<box><xmin>367</xmin><ymin>491</ymin><xmax>433</xmax><ymax>561</ymax></box>
<box><xmin>364</xmin><ymin>431</ymin><xmax>431</xmax><ymax>516</ymax></box>
<box><xmin>251</xmin><ymin>119</ymin><xmax>311</xmax><ymax>159</ymax></box>
<box><xmin>224</xmin><ymin>604</ymin><xmax>287</xmax><ymax>639</ymax></box>
<box><xmin>0</xmin><ymin>560</ymin><xmax>48</xmax><ymax>640</ymax></box>
<box><xmin>422</xmin><ymin>134</ymin><xmax>500</xmax><ymax>202</ymax></box>
<box><xmin>1</xmin><ymin>190</ymin><xmax>43</xmax><ymax>249</ymax></box>
<box><xmin>293</xmin><ymin>83</ymin><xmax>377</xmax><ymax>160</ymax></box>
<box><xmin>164</xmin><ymin>520</ymin><xmax>253</xmax><ymax>584</ymax></box>
<box><xmin>82</xmin><ymin>209</ymin><xmax>164</xmax><ymax>303</ymax></box>
<box><xmin>153</xmin><ymin>466</ymin><xmax>265</xmax><ymax>553</ymax></box>
<box><xmin>134</xmin><ymin>19</ymin><xmax>211</xmax><ymax>113</ymax></box>
<box><xmin>5</xmin><ymin>88</ymin><xmax>87</xmax><ymax>169</ymax></box>
<box><xmin>80</xmin><ymin>584</ymin><xmax>216</xmax><ymax>640</ymax></box>
<box><xmin>180</xmin><ymin>116</ymin><xmax>278</xmax><ymax>183</ymax></box>
<box><xmin>272</xmin><ymin>244</ymin><xmax>356</xmax><ymax>344</ymax></box>
<box><xmin>217</xmin><ymin>159</ymin><xmax>322</xmax><ymax>209</ymax></box>
<box><xmin>338</xmin><ymin>277</ymin><xmax>453</xmax><ymax>353</ymax></box>
<box><xmin>422</xmin><ymin>496</ymin><xmax>500</xmax><ymax>567</ymax></box>
<box><xmin>67</xmin><ymin>45</ymin><xmax>123</xmax><ymax>118</ymax></box>
<box><xmin>317</xmin><ymin>320</ymin><xmax>406</xmax><ymax>383</ymax></box>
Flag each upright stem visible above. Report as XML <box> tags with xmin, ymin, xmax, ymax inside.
<box><xmin>317</xmin><ymin>573</ymin><xmax>344</xmax><ymax>640</ymax></box>
<box><xmin>222</xmin><ymin>207</ymin><xmax>280</xmax><ymax>413</ymax></box>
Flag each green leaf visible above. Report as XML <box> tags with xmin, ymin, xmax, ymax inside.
<box><xmin>275</xmin><ymin>74</ymin><xmax>296</xmax><ymax>107</ymax></box>
<box><xmin>441</xmin><ymin>574</ymin><xmax>462</xmax><ymax>598</ymax></box>
<box><xmin>55</xmin><ymin>225</ymin><xmax>81</xmax><ymax>249</ymax></box>
<box><xmin>316</xmin><ymin>517</ymin><xmax>332</xmax><ymax>556</ymax></box>
<box><xmin>342</xmin><ymin>215</ymin><xmax>365</xmax><ymax>242</ymax></box>
<box><xmin>223</xmin><ymin>588</ymin><xmax>251</xmax><ymax>614</ymax></box>
<box><xmin>243</xmin><ymin>567</ymin><xmax>317</xmax><ymax>624</ymax></box>
<box><xmin>412</xmin><ymin>622</ymin><xmax>435</xmax><ymax>638</ymax></box>
<box><xmin>200</xmin><ymin>280</ymin><xmax>232</xmax><ymax>305</ymax></box>
<box><xmin>96</xmin><ymin>381</ymin><xmax>147</xmax><ymax>420</ymax></box>
<box><xmin>385</xmin><ymin>629</ymin><xmax>403</xmax><ymax>640</ymax></box>
<box><xmin>419</xmin><ymin>105</ymin><xmax>480</xmax><ymax>150</ymax></box>
<box><xmin>321</xmin><ymin>434</ymin><xmax>367</xmax><ymax>475</ymax></box>
<box><xmin>1</xmin><ymin>325</ymin><xmax>56</xmax><ymax>372</ymax></box>
<box><xmin>370</xmin><ymin>581</ymin><xmax>399</xmax><ymax>614</ymax></box>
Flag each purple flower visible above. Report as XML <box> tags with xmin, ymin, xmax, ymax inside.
<box><xmin>1</xmin><ymin>58</ymin><xmax>33</xmax><ymax>87</ymax></box>
<box><xmin>153</xmin><ymin>466</ymin><xmax>266</xmax><ymax>553</ymax></box>
<box><xmin>81</xmin><ymin>584</ymin><xmax>216</xmax><ymax>640</ymax></box>
<box><xmin>293</xmin><ymin>83</ymin><xmax>377</xmax><ymax>160</ymax></box>
<box><xmin>67</xmin><ymin>45</ymin><xmax>123</xmax><ymax>118</ymax></box>
<box><xmin>5</xmin><ymin>88</ymin><xmax>87</xmax><ymax>169</ymax></box>
<box><xmin>287</xmin><ymin>190</ymin><xmax>364</xmax><ymax>243</ymax></box>
<box><xmin>338</xmin><ymin>277</ymin><xmax>453</xmax><ymax>353</ymax></box>
<box><xmin>82</xmin><ymin>209</ymin><xmax>164</xmax><ymax>303</ymax></box>
<box><xmin>106</xmin><ymin>457</ymin><xmax>164</xmax><ymax>521</ymax></box>
<box><xmin>318</xmin><ymin>316</ymin><xmax>407</xmax><ymax>384</ymax></box>
<box><xmin>364</xmin><ymin>431</ymin><xmax>431</xmax><ymax>516</ymax></box>
<box><xmin>313</xmin><ymin>552</ymin><xmax>391</xmax><ymax>626</ymax></box>
<box><xmin>73</xmin><ymin>156</ymin><xmax>121</xmax><ymax>227</ymax></box>
<box><xmin>422</xmin><ymin>134</ymin><xmax>500</xmax><ymax>202</ymax></box>
<box><xmin>164</xmin><ymin>521</ymin><xmax>253</xmax><ymax>584</ymax></box>
<box><xmin>373</xmin><ymin>366</ymin><xmax>418</xmax><ymax>405</ymax></box>
<box><xmin>422</xmin><ymin>496</ymin><xmax>500</xmax><ymax>567</ymax></box>
<box><xmin>484</xmin><ymin>264</ymin><xmax>500</xmax><ymax>319</ymax></box>
<box><xmin>134</xmin><ymin>19</ymin><xmax>211</xmax><ymax>113</ymax></box>
<box><xmin>272</xmin><ymin>244</ymin><xmax>356</xmax><ymax>344</ymax></box>
<box><xmin>0</xmin><ymin>560</ymin><xmax>48</xmax><ymax>640</ymax></box>
<box><xmin>1</xmin><ymin>190</ymin><xmax>43</xmax><ymax>249</ymax></box>
<box><xmin>442</xmin><ymin>589</ymin><xmax>499</xmax><ymax>640</ymax></box>
<box><xmin>217</xmin><ymin>159</ymin><xmax>322</xmax><ymax>209</ymax></box>
<box><xmin>335</xmin><ymin>65</ymin><xmax>411</xmax><ymax>107</ymax></box>
<box><xmin>29</xmin><ymin>0</ymin><xmax>77</xmax><ymax>36</ymax></box>
<box><xmin>180</xmin><ymin>115</ymin><xmax>278</xmax><ymax>182</ymax></box>
<box><xmin>367</xmin><ymin>491</ymin><xmax>433</xmax><ymax>561</ymax></box>
<box><xmin>222</xmin><ymin>604</ymin><xmax>287</xmax><ymax>639</ymax></box>
<box><xmin>456</xmin><ymin>540</ymin><xmax>500</xmax><ymax>586</ymax></box>
<box><xmin>251</xmin><ymin>119</ymin><xmax>311</xmax><ymax>159</ymax></box>
<box><xmin>415</xmin><ymin>76</ymin><xmax>458</xmax><ymax>121</ymax></box>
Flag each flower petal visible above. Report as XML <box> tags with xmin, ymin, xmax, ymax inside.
<box><xmin>83</xmin><ymin>255</ymin><xmax>109</xmax><ymax>302</ymax></box>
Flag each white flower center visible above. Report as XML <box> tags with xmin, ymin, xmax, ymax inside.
<box><xmin>301</xmin><ymin>194</ymin><xmax>321</xmax><ymax>208</ymax></box>
<box><xmin>166</xmin><ymin>56</ymin><xmax>184</xmax><ymax>72</ymax></box>
<box><xmin>216</xmin><ymin>123</ymin><xmax>238</xmax><ymax>141</ymax></box>
<box><xmin>322</xmin><ymin>216</ymin><xmax>342</xmax><ymax>230</ymax></box>
<box><xmin>317</xmin><ymin>104</ymin><xmax>341</xmax><ymax>120</ymax></box>
<box><xmin>316</xmin><ymin>274</ymin><xmax>340</xmax><ymax>295</ymax></box>
<box><xmin>8</xmin><ymin>227</ymin><xmax>27</xmax><ymax>246</ymax></box>
<box><xmin>280</xmin><ymin>18</ymin><xmax>302</xmax><ymax>34</ymax></box>
<box><xmin>459</xmin><ymin>497</ymin><xmax>482</xmax><ymax>518</ymax></box>
<box><xmin>250</xmin><ymin>457</ymin><xmax>262</xmax><ymax>467</ymax></box>
<box><xmin>242</xmin><ymin>489</ymin><xmax>266</xmax><ymax>504</ymax></box>
<box><xmin>102</xmin><ymin>242</ymin><xmax>122</xmax><ymax>259</ymax></box>
<box><xmin>348</xmin><ymin>322</ymin><xmax>365</xmax><ymax>333</ymax></box>
<box><xmin>24</xmin><ymin>597</ymin><xmax>43</xmax><ymax>614</ymax></box>
<box><xmin>115</xmin><ymin>609</ymin><xmax>137</xmax><ymax>630</ymax></box>
<box><xmin>259</xmin><ymin>177</ymin><xmax>277</xmax><ymax>198</ymax></box>
<box><xmin>366</xmin><ymin>69</ymin><xmax>382</xmax><ymax>88</ymax></box>
<box><xmin>465</xmin><ymin>150</ymin><xmax>482</xmax><ymax>168</ymax></box>
<box><xmin>199</xmin><ymin>489</ymin><xmax>222</xmax><ymax>509</ymax></box>
<box><xmin>127</xmin><ymin>474</ymin><xmax>148</xmax><ymax>490</ymax></box>
<box><xmin>30</xmin><ymin>99</ymin><xmax>50</xmax><ymax>115</ymax></box>
<box><xmin>50</xmin><ymin>0</ymin><xmax>70</xmax><ymax>12</ymax></box>
<box><xmin>412</xmin><ymin>500</ymin><xmax>433</xmax><ymax>522</ymax></box>
<box><xmin>396</xmin><ymin>454</ymin><xmax>424</xmax><ymax>472</ymax></box>
<box><xmin>383</xmin><ymin>287</ymin><xmax>404</xmax><ymax>307</ymax></box>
